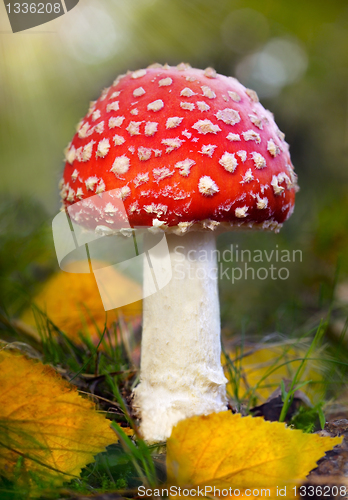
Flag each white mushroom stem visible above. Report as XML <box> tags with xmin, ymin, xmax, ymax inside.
<box><xmin>133</xmin><ymin>231</ymin><xmax>228</xmax><ymax>443</ymax></box>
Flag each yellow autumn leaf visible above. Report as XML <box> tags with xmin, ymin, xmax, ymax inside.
<box><xmin>167</xmin><ymin>412</ymin><xmax>341</xmax><ymax>499</ymax></box>
<box><xmin>20</xmin><ymin>260</ymin><xmax>142</xmax><ymax>344</ymax></box>
<box><xmin>0</xmin><ymin>348</ymin><xmax>117</xmax><ymax>489</ymax></box>
<box><xmin>223</xmin><ymin>344</ymin><xmax>325</xmax><ymax>405</ymax></box>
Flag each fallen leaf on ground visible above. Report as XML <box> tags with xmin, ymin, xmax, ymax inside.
<box><xmin>0</xmin><ymin>348</ymin><xmax>117</xmax><ymax>490</ymax></box>
<box><xmin>167</xmin><ymin>412</ymin><xmax>342</xmax><ymax>499</ymax></box>
<box><xmin>20</xmin><ymin>260</ymin><xmax>142</xmax><ymax>344</ymax></box>
<box><xmin>224</xmin><ymin>344</ymin><xmax>325</xmax><ymax>405</ymax></box>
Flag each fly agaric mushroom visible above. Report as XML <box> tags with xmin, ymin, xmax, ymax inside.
<box><xmin>60</xmin><ymin>63</ymin><xmax>298</xmax><ymax>443</ymax></box>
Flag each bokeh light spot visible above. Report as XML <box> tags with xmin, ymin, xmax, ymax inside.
<box><xmin>236</xmin><ymin>37</ymin><xmax>308</xmax><ymax>98</ymax></box>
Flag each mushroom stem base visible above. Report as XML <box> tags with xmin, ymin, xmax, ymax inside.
<box><xmin>133</xmin><ymin>232</ymin><xmax>227</xmax><ymax>443</ymax></box>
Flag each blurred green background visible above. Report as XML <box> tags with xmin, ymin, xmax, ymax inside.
<box><xmin>1</xmin><ymin>0</ymin><xmax>348</xmax><ymax>343</ymax></box>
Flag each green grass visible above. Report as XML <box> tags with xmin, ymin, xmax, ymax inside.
<box><xmin>223</xmin><ymin>322</ymin><xmax>347</xmax><ymax>429</ymax></box>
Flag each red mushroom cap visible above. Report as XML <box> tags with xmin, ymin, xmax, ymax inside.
<box><xmin>60</xmin><ymin>63</ymin><xmax>298</xmax><ymax>234</ymax></box>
